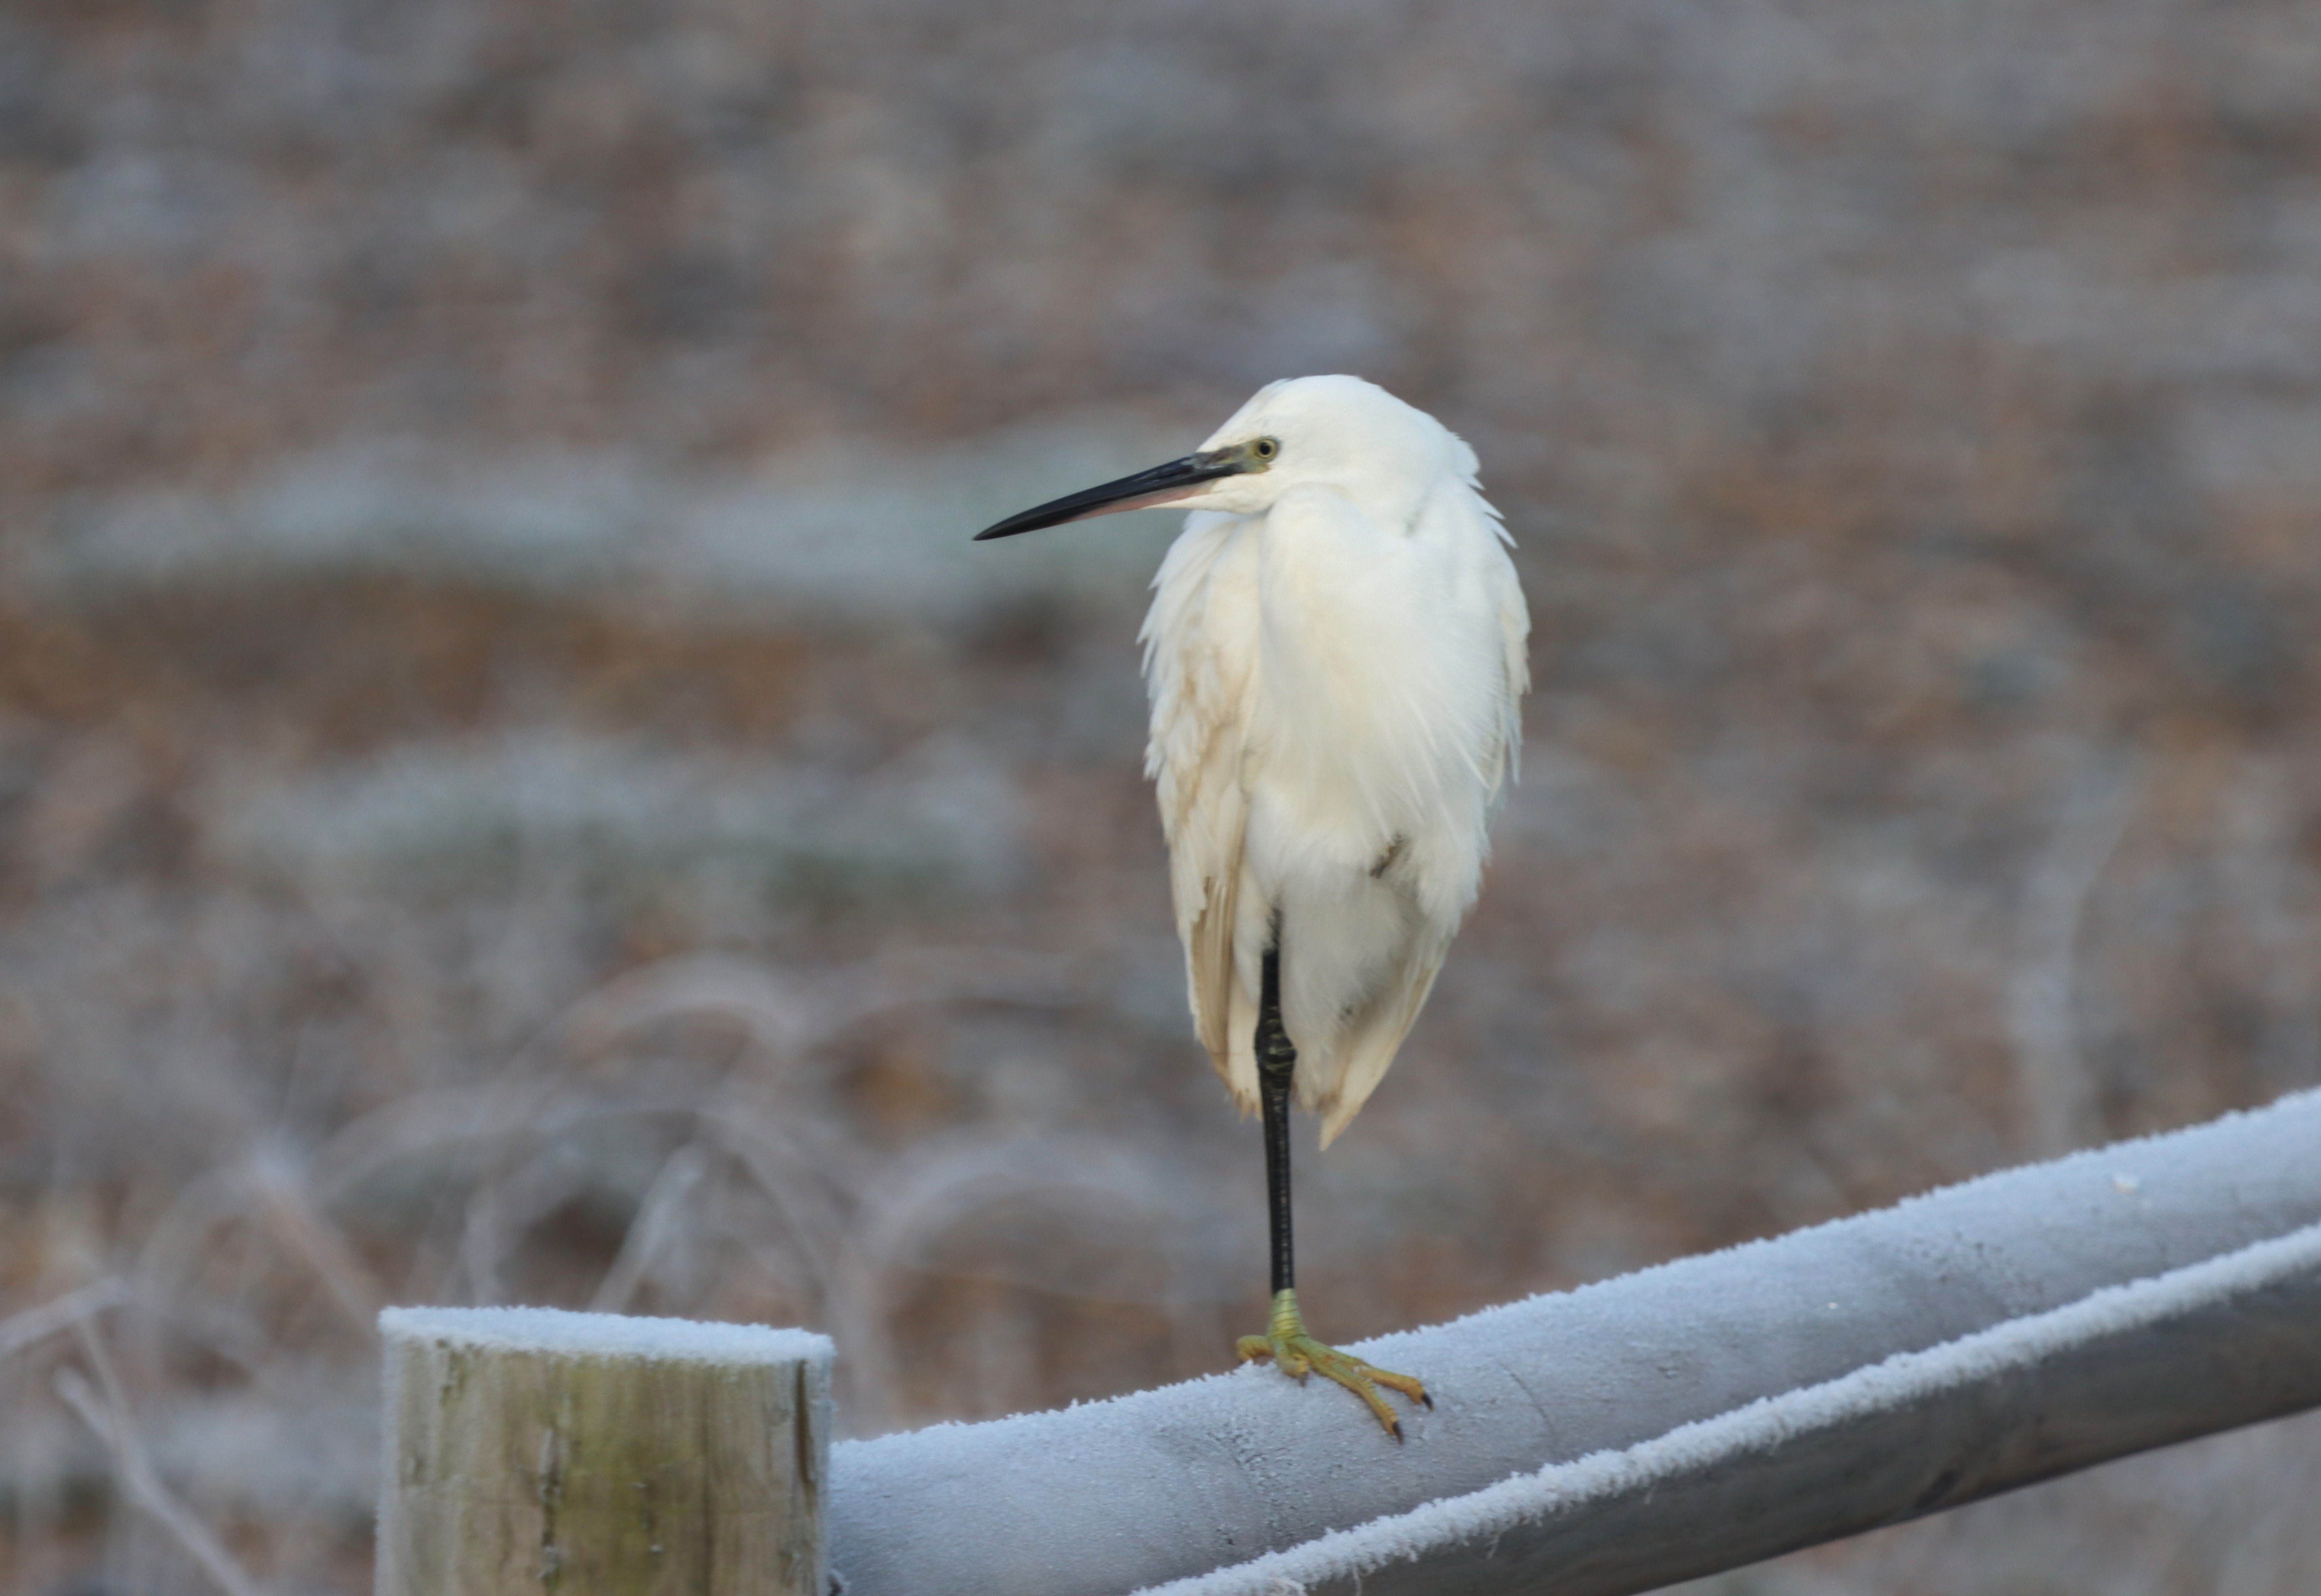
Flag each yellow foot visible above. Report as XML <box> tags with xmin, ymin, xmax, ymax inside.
<box><xmin>1236</xmin><ymin>1288</ymin><xmax>1430</xmax><ymax>1439</ymax></box>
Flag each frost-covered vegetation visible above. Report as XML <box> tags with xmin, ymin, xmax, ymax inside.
<box><xmin>3</xmin><ymin>0</ymin><xmax>2321</xmax><ymax>1591</ymax></box>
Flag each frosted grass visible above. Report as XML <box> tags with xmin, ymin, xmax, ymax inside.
<box><xmin>33</xmin><ymin>425</ymin><xmax>1195</xmax><ymax>629</ymax></box>
<box><xmin>203</xmin><ymin>730</ymin><xmax>1024</xmax><ymax>906</ymax></box>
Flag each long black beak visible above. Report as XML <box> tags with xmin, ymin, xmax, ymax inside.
<box><xmin>973</xmin><ymin>447</ymin><xmax>1252</xmax><ymax>541</ymax></box>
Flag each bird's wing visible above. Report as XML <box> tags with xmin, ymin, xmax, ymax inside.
<box><xmin>1313</xmin><ymin>927</ymin><xmax>1454</xmax><ymax>1148</ymax></box>
<box><xmin>1482</xmin><ymin>508</ymin><xmax>1532</xmax><ymax>809</ymax></box>
<box><xmin>1311</xmin><ymin>491</ymin><xmax>1529</xmax><ymax>1149</ymax></box>
<box><xmin>1141</xmin><ymin>518</ymin><xmax>1261</xmax><ymax>1113</ymax></box>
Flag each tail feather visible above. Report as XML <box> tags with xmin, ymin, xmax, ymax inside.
<box><xmin>1312</xmin><ymin>933</ymin><xmax>1452</xmax><ymax>1148</ymax></box>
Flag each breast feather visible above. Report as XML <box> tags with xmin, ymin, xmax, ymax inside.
<box><xmin>1141</xmin><ymin>516</ymin><xmax>1262</xmax><ymax>1113</ymax></box>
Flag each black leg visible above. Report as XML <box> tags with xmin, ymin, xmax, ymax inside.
<box><xmin>1257</xmin><ymin>944</ymin><xmax>1297</xmax><ymax>1299</ymax></box>
<box><xmin>1237</xmin><ymin>936</ymin><xmax>1429</xmax><ymax>1435</ymax></box>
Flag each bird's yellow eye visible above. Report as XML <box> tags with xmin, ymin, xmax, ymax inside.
<box><xmin>1252</xmin><ymin>437</ymin><xmax>1280</xmax><ymax>462</ymax></box>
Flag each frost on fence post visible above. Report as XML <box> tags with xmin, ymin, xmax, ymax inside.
<box><xmin>377</xmin><ymin>1307</ymin><xmax>832</xmax><ymax>1596</ymax></box>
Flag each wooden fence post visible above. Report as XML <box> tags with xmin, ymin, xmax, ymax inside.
<box><xmin>377</xmin><ymin>1308</ymin><xmax>832</xmax><ymax>1596</ymax></box>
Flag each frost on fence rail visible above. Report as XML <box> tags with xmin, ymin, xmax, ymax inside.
<box><xmin>826</xmin><ymin>1088</ymin><xmax>2321</xmax><ymax>1596</ymax></box>
<box><xmin>377</xmin><ymin>1307</ymin><xmax>833</xmax><ymax>1596</ymax></box>
<box><xmin>1153</xmin><ymin>1221</ymin><xmax>2321</xmax><ymax>1596</ymax></box>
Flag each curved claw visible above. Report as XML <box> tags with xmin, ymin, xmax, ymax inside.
<box><xmin>1237</xmin><ymin>1293</ymin><xmax>1428</xmax><ymax>1439</ymax></box>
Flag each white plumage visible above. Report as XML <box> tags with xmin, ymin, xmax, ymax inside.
<box><xmin>974</xmin><ymin>374</ymin><xmax>1529</xmax><ymax>1425</ymax></box>
<box><xmin>1135</xmin><ymin>376</ymin><xmax>1530</xmax><ymax>1145</ymax></box>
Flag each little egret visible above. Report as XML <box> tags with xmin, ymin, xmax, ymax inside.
<box><xmin>975</xmin><ymin>375</ymin><xmax>1531</xmax><ymax>1436</ymax></box>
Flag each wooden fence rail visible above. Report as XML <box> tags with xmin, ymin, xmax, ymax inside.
<box><xmin>378</xmin><ymin>1087</ymin><xmax>2321</xmax><ymax>1595</ymax></box>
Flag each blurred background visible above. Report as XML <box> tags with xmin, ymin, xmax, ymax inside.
<box><xmin>4</xmin><ymin>0</ymin><xmax>2321</xmax><ymax>1591</ymax></box>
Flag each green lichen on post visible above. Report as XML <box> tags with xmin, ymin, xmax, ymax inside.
<box><xmin>379</xmin><ymin>1313</ymin><xmax>831</xmax><ymax>1596</ymax></box>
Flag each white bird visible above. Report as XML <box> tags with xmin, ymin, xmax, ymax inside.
<box><xmin>975</xmin><ymin>375</ymin><xmax>1530</xmax><ymax>1435</ymax></box>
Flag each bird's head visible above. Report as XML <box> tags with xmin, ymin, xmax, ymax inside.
<box><xmin>973</xmin><ymin>375</ymin><xmax>1468</xmax><ymax>542</ymax></box>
